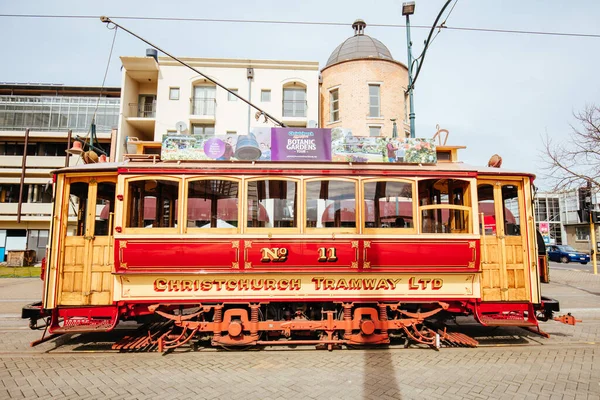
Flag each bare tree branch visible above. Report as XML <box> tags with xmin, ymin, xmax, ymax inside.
<box><xmin>540</xmin><ymin>104</ymin><xmax>600</xmax><ymax>191</ymax></box>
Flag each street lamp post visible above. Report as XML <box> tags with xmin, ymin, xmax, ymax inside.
<box><xmin>402</xmin><ymin>2</ymin><xmax>416</xmax><ymax>139</ymax></box>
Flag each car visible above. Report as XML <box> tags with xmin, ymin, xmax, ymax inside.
<box><xmin>547</xmin><ymin>245</ymin><xmax>590</xmax><ymax>264</ymax></box>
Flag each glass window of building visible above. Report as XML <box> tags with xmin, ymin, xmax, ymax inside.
<box><xmin>261</xmin><ymin>90</ymin><xmax>271</xmax><ymax>102</ymax></box>
<box><xmin>306</xmin><ymin>180</ymin><xmax>356</xmax><ymax>230</ymax></box>
<box><xmin>192</xmin><ymin>85</ymin><xmax>216</xmax><ymax>115</ymax></box>
<box><xmin>187</xmin><ymin>179</ymin><xmax>239</xmax><ymax>231</ymax></box>
<box><xmin>169</xmin><ymin>87</ymin><xmax>180</xmax><ymax>100</ymax></box>
<box><xmin>192</xmin><ymin>124</ymin><xmax>215</xmax><ymax>136</ymax></box>
<box><xmin>283</xmin><ymin>87</ymin><xmax>306</xmax><ymax>118</ymax></box>
<box><xmin>576</xmin><ymin>226</ymin><xmax>590</xmax><ymax>241</ymax></box>
<box><xmin>329</xmin><ymin>89</ymin><xmax>339</xmax><ymax>122</ymax></box>
<box><xmin>369</xmin><ymin>126</ymin><xmax>381</xmax><ymax>137</ymax></box>
<box><xmin>228</xmin><ymin>89</ymin><xmax>238</xmax><ymax>101</ymax></box>
<box><xmin>368</xmin><ymin>84</ymin><xmax>380</xmax><ymax>117</ymax></box>
<box><xmin>247</xmin><ymin>179</ymin><xmax>297</xmax><ymax>228</ymax></box>
<box><xmin>364</xmin><ymin>180</ymin><xmax>414</xmax><ymax>230</ymax></box>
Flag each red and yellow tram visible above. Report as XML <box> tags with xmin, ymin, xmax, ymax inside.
<box><xmin>25</xmin><ymin>145</ymin><xmax>557</xmax><ymax>350</ymax></box>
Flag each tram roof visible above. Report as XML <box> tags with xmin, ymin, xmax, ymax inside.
<box><xmin>53</xmin><ymin>160</ymin><xmax>535</xmax><ymax>179</ymax></box>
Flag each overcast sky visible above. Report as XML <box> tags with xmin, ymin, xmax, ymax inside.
<box><xmin>1</xmin><ymin>0</ymin><xmax>599</xmax><ymax>189</ymax></box>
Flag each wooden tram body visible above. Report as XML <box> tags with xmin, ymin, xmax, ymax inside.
<box><xmin>27</xmin><ymin>147</ymin><xmax>553</xmax><ymax>350</ymax></box>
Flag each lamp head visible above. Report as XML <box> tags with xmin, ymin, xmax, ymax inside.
<box><xmin>402</xmin><ymin>1</ymin><xmax>415</xmax><ymax>15</ymax></box>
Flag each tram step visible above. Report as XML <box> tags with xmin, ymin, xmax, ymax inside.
<box><xmin>51</xmin><ymin>318</ymin><xmax>117</xmax><ymax>334</ymax></box>
<box><xmin>438</xmin><ymin>329</ymin><xmax>479</xmax><ymax>347</ymax></box>
<box><xmin>479</xmin><ymin>316</ymin><xmax>537</xmax><ymax>327</ymax></box>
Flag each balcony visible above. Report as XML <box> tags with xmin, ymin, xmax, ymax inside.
<box><xmin>190</xmin><ymin>98</ymin><xmax>216</xmax><ymax>123</ymax></box>
<box><xmin>129</xmin><ymin>102</ymin><xmax>156</xmax><ymax>118</ymax></box>
<box><xmin>282</xmin><ymin>100</ymin><xmax>307</xmax><ymax>126</ymax></box>
<box><xmin>0</xmin><ymin>202</ymin><xmax>52</xmax><ymax>221</ymax></box>
<box><xmin>125</xmin><ymin>102</ymin><xmax>156</xmax><ymax>135</ymax></box>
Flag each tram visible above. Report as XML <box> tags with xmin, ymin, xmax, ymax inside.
<box><xmin>23</xmin><ymin>142</ymin><xmax>560</xmax><ymax>351</ymax></box>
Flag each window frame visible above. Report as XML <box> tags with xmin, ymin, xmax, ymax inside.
<box><xmin>368</xmin><ymin>84</ymin><xmax>381</xmax><ymax>118</ymax></box>
<box><xmin>368</xmin><ymin>126</ymin><xmax>382</xmax><ymax>137</ymax></box>
<box><xmin>362</xmin><ymin>178</ymin><xmax>417</xmax><ymax>235</ymax></box>
<box><xmin>184</xmin><ymin>177</ymin><xmax>242</xmax><ymax>235</ymax></box>
<box><xmin>303</xmin><ymin>177</ymin><xmax>359</xmax><ymax>234</ymax></box>
<box><xmin>228</xmin><ymin>89</ymin><xmax>239</xmax><ymax>102</ymax></box>
<box><xmin>417</xmin><ymin>177</ymin><xmax>474</xmax><ymax>235</ymax></box>
<box><xmin>329</xmin><ymin>88</ymin><xmax>340</xmax><ymax>123</ymax></box>
<box><xmin>261</xmin><ymin>89</ymin><xmax>271</xmax><ymax>102</ymax></box>
<box><xmin>244</xmin><ymin>177</ymin><xmax>301</xmax><ymax>234</ymax></box>
<box><xmin>122</xmin><ymin>175</ymin><xmax>183</xmax><ymax>235</ymax></box>
<box><xmin>169</xmin><ymin>87</ymin><xmax>180</xmax><ymax>100</ymax></box>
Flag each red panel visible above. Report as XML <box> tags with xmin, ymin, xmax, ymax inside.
<box><xmin>364</xmin><ymin>239</ymin><xmax>479</xmax><ymax>272</ymax></box>
<box><xmin>245</xmin><ymin>240</ymin><xmax>359</xmax><ymax>271</ymax></box>
<box><xmin>115</xmin><ymin>239</ymin><xmax>241</xmax><ymax>273</ymax></box>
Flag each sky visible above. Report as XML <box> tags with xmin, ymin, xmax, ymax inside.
<box><xmin>1</xmin><ymin>0</ymin><xmax>599</xmax><ymax>189</ymax></box>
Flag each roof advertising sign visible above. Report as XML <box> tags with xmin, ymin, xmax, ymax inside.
<box><xmin>271</xmin><ymin>128</ymin><xmax>332</xmax><ymax>162</ymax></box>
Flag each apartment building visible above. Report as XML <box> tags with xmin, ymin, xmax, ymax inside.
<box><xmin>116</xmin><ymin>51</ymin><xmax>320</xmax><ymax>160</ymax></box>
<box><xmin>0</xmin><ymin>83</ymin><xmax>120</xmax><ymax>261</ymax></box>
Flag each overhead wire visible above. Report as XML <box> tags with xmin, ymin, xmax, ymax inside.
<box><xmin>1</xmin><ymin>14</ymin><xmax>600</xmax><ymax>39</ymax></box>
<box><xmin>76</xmin><ymin>22</ymin><xmax>118</xmax><ymax>164</ymax></box>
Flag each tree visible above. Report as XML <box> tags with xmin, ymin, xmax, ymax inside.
<box><xmin>542</xmin><ymin>104</ymin><xmax>600</xmax><ymax>191</ymax></box>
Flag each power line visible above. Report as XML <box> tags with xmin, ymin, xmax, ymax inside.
<box><xmin>1</xmin><ymin>14</ymin><xmax>600</xmax><ymax>38</ymax></box>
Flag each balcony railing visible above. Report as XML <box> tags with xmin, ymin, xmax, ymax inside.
<box><xmin>190</xmin><ymin>97</ymin><xmax>216</xmax><ymax>116</ymax></box>
<box><xmin>129</xmin><ymin>103</ymin><xmax>156</xmax><ymax>118</ymax></box>
<box><xmin>282</xmin><ymin>100</ymin><xmax>307</xmax><ymax>118</ymax></box>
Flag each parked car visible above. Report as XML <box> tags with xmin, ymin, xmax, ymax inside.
<box><xmin>547</xmin><ymin>245</ymin><xmax>590</xmax><ymax>264</ymax></box>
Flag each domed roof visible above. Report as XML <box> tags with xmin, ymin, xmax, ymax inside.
<box><xmin>325</xmin><ymin>20</ymin><xmax>394</xmax><ymax>68</ymax></box>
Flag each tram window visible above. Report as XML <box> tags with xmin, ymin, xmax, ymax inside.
<box><xmin>187</xmin><ymin>180</ymin><xmax>239</xmax><ymax>229</ymax></box>
<box><xmin>247</xmin><ymin>180</ymin><xmax>297</xmax><ymax>228</ymax></box>
<box><xmin>94</xmin><ymin>182</ymin><xmax>116</xmax><ymax>236</ymax></box>
<box><xmin>363</xmin><ymin>180</ymin><xmax>413</xmax><ymax>229</ymax></box>
<box><xmin>68</xmin><ymin>182</ymin><xmax>89</xmax><ymax>236</ymax></box>
<box><xmin>126</xmin><ymin>179</ymin><xmax>179</xmax><ymax>228</ymax></box>
<box><xmin>306</xmin><ymin>180</ymin><xmax>356</xmax><ymax>229</ymax></box>
<box><xmin>418</xmin><ymin>179</ymin><xmax>471</xmax><ymax>234</ymax></box>
<box><xmin>502</xmin><ymin>185</ymin><xmax>521</xmax><ymax>236</ymax></box>
<box><xmin>478</xmin><ymin>184</ymin><xmax>496</xmax><ymax>235</ymax></box>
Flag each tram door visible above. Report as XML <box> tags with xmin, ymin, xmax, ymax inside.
<box><xmin>58</xmin><ymin>176</ymin><xmax>116</xmax><ymax>306</ymax></box>
<box><xmin>477</xmin><ymin>180</ymin><xmax>529</xmax><ymax>301</ymax></box>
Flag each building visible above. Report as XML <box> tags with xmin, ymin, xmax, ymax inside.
<box><xmin>535</xmin><ymin>189</ymin><xmax>600</xmax><ymax>253</ymax></box>
<box><xmin>0</xmin><ymin>83</ymin><xmax>120</xmax><ymax>262</ymax></box>
<box><xmin>115</xmin><ymin>53</ymin><xmax>320</xmax><ymax>161</ymax></box>
<box><xmin>320</xmin><ymin>20</ymin><xmax>409</xmax><ymax>138</ymax></box>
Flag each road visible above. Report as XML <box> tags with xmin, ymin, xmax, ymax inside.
<box><xmin>0</xmin><ymin>263</ymin><xmax>599</xmax><ymax>399</ymax></box>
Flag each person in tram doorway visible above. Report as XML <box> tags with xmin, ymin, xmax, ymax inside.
<box><xmin>395</xmin><ymin>217</ymin><xmax>405</xmax><ymax>228</ymax></box>
<box><xmin>386</xmin><ymin>138</ymin><xmax>398</xmax><ymax>162</ymax></box>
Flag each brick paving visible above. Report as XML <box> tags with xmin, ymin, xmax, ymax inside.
<box><xmin>0</xmin><ymin>264</ymin><xmax>598</xmax><ymax>399</ymax></box>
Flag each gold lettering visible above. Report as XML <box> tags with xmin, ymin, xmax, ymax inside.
<box><xmin>238</xmin><ymin>279</ymin><xmax>249</xmax><ymax>290</ymax></box>
<box><xmin>317</xmin><ymin>247</ymin><xmax>327</xmax><ymax>262</ymax></box>
<box><xmin>265</xmin><ymin>279</ymin><xmax>277</xmax><ymax>290</ymax></box>
<box><xmin>324</xmin><ymin>279</ymin><xmax>335</xmax><ymax>290</ymax></box>
<box><xmin>154</xmin><ymin>279</ymin><xmax>167</xmax><ymax>292</ymax></box>
<box><xmin>168</xmin><ymin>280</ymin><xmax>180</xmax><ymax>292</ymax></box>
<box><xmin>327</xmin><ymin>248</ymin><xmax>338</xmax><ymax>262</ymax></box>
<box><xmin>201</xmin><ymin>280</ymin><xmax>212</xmax><ymax>291</ymax></box>
<box><xmin>387</xmin><ymin>278</ymin><xmax>402</xmax><ymax>290</ymax></box>
<box><xmin>213</xmin><ymin>279</ymin><xmax>226</xmax><ymax>291</ymax></box>
<box><xmin>181</xmin><ymin>280</ymin><xmax>193</xmax><ymax>292</ymax></box>
<box><xmin>362</xmin><ymin>279</ymin><xmax>377</xmax><ymax>290</ymax></box>
<box><xmin>432</xmin><ymin>278</ymin><xmax>443</xmax><ymax>290</ymax></box>
<box><xmin>349</xmin><ymin>279</ymin><xmax>362</xmax><ymax>290</ymax></box>
<box><xmin>289</xmin><ymin>279</ymin><xmax>301</xmax><ymax>290</ymax></box>
<box><xmin>278</xmin><ymin>279</ymin><xmax>289</xmax><ymax>290</ymax></box>
<box><xmin>375</xmin><ymin>279</ymin><xmax>389</xmax><ymax>290</ymax></box>
<box><xmin>226</xmin><ymin>280</ymin><xmax>237</xmax><ymax>291</ymax></box>
<box><xmin>312</xmin><ymin>277</ymin><xmax>325</xmax><ymax>290</ymax></box>
<box><xmin>408</xmin><ymin>277</ymin><xmax>419</xmax><ymax>290</ymax></box>
<box><xmin>261</xmin><ymin>248</ymin><xmax>279</xmax><ymax>262</ymax></box>
<box><xmin>335</xmin><ymin>279</ymin><xmax>348</xmax><ymax>290</ymax></box>
<box><xmin>251</xmin><ymin>279</ymin><xmax>264</xmax><ymax>290</ymax></box>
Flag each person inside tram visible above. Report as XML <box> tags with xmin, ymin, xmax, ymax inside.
<box><xmin>395</xmin><ymin>217</ymin><xmax>405</xmax><ymax>228</ymax></box>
